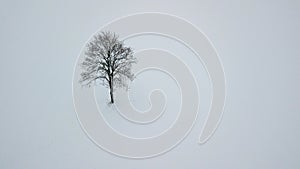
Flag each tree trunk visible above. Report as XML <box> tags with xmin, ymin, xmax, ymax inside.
<box><xmin>110</xmin><ymin>88</ymin><xmax>114</xmax><ymax>103</ymax></box>
<box><xmin>109</xmin><ymin>79</ymin><xmax>114</xmax><ymax>103</ymax></box>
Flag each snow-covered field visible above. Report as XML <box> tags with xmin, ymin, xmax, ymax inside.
<box><xmin>0</xmin><ymin>0</ymin><xmax>299</xmax><ymax>168</ymax></box>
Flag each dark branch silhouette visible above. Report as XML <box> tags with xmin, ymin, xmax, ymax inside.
<box><xmin>80</xmin><ymin>31</ymin><xmax>136</xmax><ymax>103</ymax></box>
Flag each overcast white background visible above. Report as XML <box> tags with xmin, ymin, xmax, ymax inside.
<box><xmin>0</xmin><ymin>0</ymin><xmax>299</xmax><ymax>168</ymax></box>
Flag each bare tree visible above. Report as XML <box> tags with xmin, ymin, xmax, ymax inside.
<box><xmin>80</xmin><ymin>31</ymin><xmax>136</xmax><ymax>103</ymax></box>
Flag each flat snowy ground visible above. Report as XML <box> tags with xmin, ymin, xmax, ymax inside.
<box><xmin>0</xmin><ymin>0</ymin><xmax>299</xmax><ymax>169</ymax></box>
